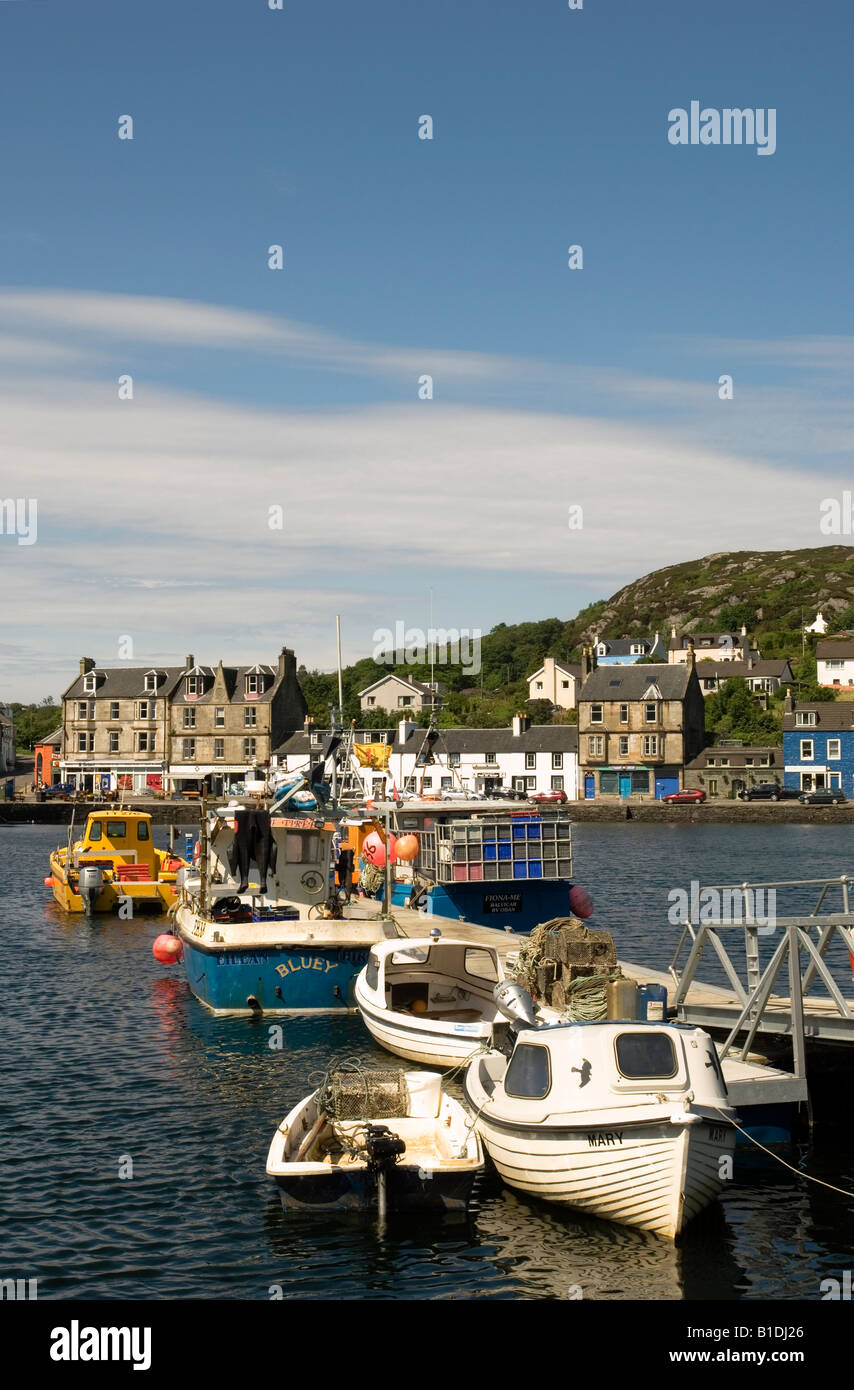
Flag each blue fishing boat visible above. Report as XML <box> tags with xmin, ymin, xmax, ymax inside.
<box><xmin>170</xmin><ymin>801</ymin><xmax>390</xmax><ymax>1016</ymax></box>
<box><xmin>359</xmin><ymin>800</ymin><xmax>578</xmax><ymax>934</ymax></box>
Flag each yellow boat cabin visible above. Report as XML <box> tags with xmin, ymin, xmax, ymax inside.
<box><xmin>48</xmin><ymin>811</ymin><xmax>189</xmax><ymax>914</ymax></box>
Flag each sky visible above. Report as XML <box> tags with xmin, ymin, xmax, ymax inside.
<box><xmin>1</xmin><ymin>0</ymin><xmax>853</xmax><ymax>701</ymax></box>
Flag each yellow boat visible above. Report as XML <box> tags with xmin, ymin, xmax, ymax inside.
<box><xmin>48</xmin><ymin>810</ymin><xmax>190</xmax><ymax>914</ymax></box>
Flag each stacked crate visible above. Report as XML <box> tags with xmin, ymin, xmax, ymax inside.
<box><xmin>530</xmin><ymin>916</ymin><xmax>619</xmax><ymax>1011</ymax></box>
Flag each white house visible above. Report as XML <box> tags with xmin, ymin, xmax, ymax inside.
<box><xmin>668</xmin><ymin>626</ymin><xmax>760</xmax><ymax>664</ymax></box>
<box><xmin>0</xmin><ymin>704</ymin><xmax>14</xmax><ymax>775</ymax></box>
<box><xmin>275</xmin><ymin>716</ymin><xmax>579</xmax><ymax>801</ymax></box>
<box><xmin>805</xmin><ymin>611</ymin><xmax>829</xmax><ymax>636</ymax></box>
<box><xmin>526</xmin><ymin>656</ymin><xmax>582</xmax><ymax>710</ymax></box>
<box><xmin>816</xmin><ymin>640</ymin><xmax>854</xmax><ymax>688</ymax></box>
<box><xmin>358</xmin><ymin>673</ymin><xmax>444</xmax><ymax>714</ymax></box>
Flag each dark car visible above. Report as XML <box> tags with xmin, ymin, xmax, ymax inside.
<box><xmin>661</xmin><ymin>788</ymin><xmax>706</xmax><ymax>804</ymax></box>
<box><xmin>799</xmin><ymin>789</ymin><xmax>847</xmax><ymax>805</ymax></box>
<box><xmin>739</xmin><ymin>783</ymin><xmax>801</xmax><ymax>802</ymax></box>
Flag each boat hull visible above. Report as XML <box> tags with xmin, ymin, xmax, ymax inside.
<box><xmin>271</xmin><ymin>1165</ymin><xmax>477</xmax><ymax>1213</ymax></box>
<box><xmin>465</xmin><ymin>1097</ymin><xmax>734</xmax><ymax>1239</ymax></box>
<box><xmin>355</xmin><ymin>986</ymin><xmax>492</xmax><ymax>1068</ymax></box>
<box><xmin>48</xmin><ymin>854</ymin><xmax>178</xmax><ymax>914</ymax></box>
<box><xmin>179</xmin><ymin>936</ymin><xmax>373</xmax><ymax>1016</ymax></box>
<box><xmin>388</xmin><ymin>879</ymin><xmax>573</xmax><ymax>933</ymax></box>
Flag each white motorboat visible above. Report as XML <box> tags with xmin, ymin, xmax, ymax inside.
<box><xmin>266</xmin><ymin>1066</ymin><xmax>484</xmax><ymax>1215</ymax></box>
<box><xmin>463</xmin><ymin>983</ymin><xmax>737</xmax><ymax>1240</ymax></box>
<box><xmin>354</xmin><ymin>935</ymin><xmax>514</xmax><ymax>1068</ymax></box>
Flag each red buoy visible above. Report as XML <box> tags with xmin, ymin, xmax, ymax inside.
<box><xmin>153</xmin><ymin>933</ymin><xmax>183</xmax><ymax>964</ymax></box>
<box><xmin>569</xmin><ymin>885</ymin><xmax>594</xmax><ymax>919</ymax></box>
<box><xmin>44</xmin><ymin>876</ymin><xmax>53</xmax><ymax>887</ymax></box>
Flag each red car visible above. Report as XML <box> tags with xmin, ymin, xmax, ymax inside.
<box><xmin>528</xmin><ymin>790</ymin><xmax>568</xmax><ymax>804</ymax></box>
<box><xmin>661</xmin><ymin>788</ymin><xmax>706</xmax><ymax>804</ymax></box>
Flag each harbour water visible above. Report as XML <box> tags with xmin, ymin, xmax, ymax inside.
<box><xmin>2</xmin><ymin>822</ymin><xmax>853</xmax><ymax>1301</ymax></box>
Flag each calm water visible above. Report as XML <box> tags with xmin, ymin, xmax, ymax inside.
<box><xmin>2</xmin><ymin>822</ymin><xmax>854</xmax><ymax>1301</ymax></box>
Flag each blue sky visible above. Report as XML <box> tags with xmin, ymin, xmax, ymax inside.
<box><xmin>1</xmin><ymin>0</ymin><xmax>853</xmax><ymax>700</ymax></box>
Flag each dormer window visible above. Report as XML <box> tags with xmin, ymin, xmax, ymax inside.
<box><xmin>245</xmin><ymin>673</ymin><xmax>263</xmax><ymax>697</ymax></box>
<box><xmin>83</xmin><ymin>673</ymin><xmax>97</xmax><ymax>694</ymax></box>
<box><xmin>186</xmin><ymin>675</ymin><xmax>204</xmax><ymax>698</ymax></box>
<box><xmin>144</xmin><ymin>672</ymin><xmax>158</xmax><ymax>693</ymax></box>
<box><xmin>795</xmin><ymin>711</ymin><xmax>817</xmax><ymax>727</ymax></box>
<box><xmin>597</xmin><ymin>644</ymin><xmax>607</xmax><ymax>656</ymax></box>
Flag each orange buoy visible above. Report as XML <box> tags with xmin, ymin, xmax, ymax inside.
<box><xmin>44</xmin><ymin>876</ymin><xmax>53</xmax><ymax>887</ymax></box>
<box><xmin>153</xmin><ymin>933</ymin><xmax>183</xmax><ymax>964</ymax></box>
<box><xmin>395</xmin><ymin>833</ymin><xmax>419</xmax><ymax>862</ymax></box>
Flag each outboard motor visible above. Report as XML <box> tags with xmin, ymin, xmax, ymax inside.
<box><xmin>78</xmin><ymin>864</ymin><xmax>103</xmax><ymax>916</ymax></box>
<box><xmin>493</xmin><ymin>979</ymin><xmax>539</xmax><ymax>1030</ymax></box>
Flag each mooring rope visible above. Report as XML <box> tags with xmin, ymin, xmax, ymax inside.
<box><xmin>714</xmin><ymin>1106</ymin><xmax>854</xmax><ymax>1199</ymax></box>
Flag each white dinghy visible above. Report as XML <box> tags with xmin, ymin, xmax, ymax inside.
<box><xmin>354</xmin><ymin>934</ymin><xmax>517</xmax><ymax>1068</ymax></box>
<box><xmin>463</xmin><ymin>983</ymin><xmax>737</xmax><ymax>1240</ymax></box>
<box><xmin>266</xmin><ymin>1065</ymin><xmax>484</xmax><ymax>1217</ymax></box>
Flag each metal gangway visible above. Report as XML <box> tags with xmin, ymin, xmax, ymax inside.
<box><xmin>668</xmin><ymin>876</ymin><xmax>854</xmax><ymax>1107</ymax></box>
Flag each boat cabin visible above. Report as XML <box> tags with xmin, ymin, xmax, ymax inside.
<box><xmin>76</xmin><ymin>811</ymin><xmax>160</xmax><ymax>875</ymax></box>
<box><xmin>362</xmin><ymin>937</ymin><xmax>504</xmax><ymax>1022</ymax></box>
<box><xmin>477</xmin><ymin>1021</ymin><xmax>730</xmax><ymax>1123</ymax></box>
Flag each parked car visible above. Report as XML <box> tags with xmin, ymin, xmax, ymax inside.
<box><xmin>528</xmin><ymin>790</ymin><xmax>568</xmax><ymax>804</ymax></box>
<box><xmin>438</xmin><ymin>787</ymin><xmax>483</xmax><ymax>801</ymax></box>
<box><xmin>661</xmin><ymin>789</ymin><xmax>706</xmax><ymax>804</ymax></box>
<box><xmin>489</xmin><ymin>786</ymin><xmax>528</xmax><ymax>801</ymax></box>
<box><xmin>799</xmin><ymin>789</ymin><xmax>847</xmax><ymax>805</ymax></box>
<box><xmin>739</xmin><ymin>783</ymin><xmax>801</xmax><ymax>801</ymax></box>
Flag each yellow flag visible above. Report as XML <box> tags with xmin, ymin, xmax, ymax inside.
<box><xmin>354</xmin><ymin>742</ymin><xmax>391</xmax><ymax>770</ymax></box>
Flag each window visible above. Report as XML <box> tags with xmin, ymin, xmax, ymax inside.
<box><xmin>137</xmin><ymin>821</ymin><xmax>149</xmax><ymax>841</ymax></box>
<box><xmin>365</xmin><ymin>952</ymin><xmax>380</xmax><ymax>992</ymax></box>
<box><xmin>440</xmin><ymin>776</ymin><xmax>452</xmax><ymax>789</ymax></box>
<box><xmin>535</xmin><ymin>680</ymin><xmax>543</xmax><ymax>690</ymax></box>
<box><xmin>619</xmin><ymin>736</ymin><xmax>629</xmax><ymax>756</ymax></box>
<box><xmin>825</xmin><ymin>659</ymin><xmax>845</xmax><ymax>669</ymax></box>
<box><xmin>551</xmin><ymin>776</ymin><xmax>564</xmax><ymax>791</ymax></box>
<box><xmin>83</xmin><ymin>674</ymin><xmax>96</xmax><ymax>693</ymax></box>
<box><xmin>366</xmin><ymin>697</ymin><xmax>376</xmax><ymax>707</ymax></box>
<box><xmin>398</xmin><ymin>696</ymin><xmax>413</xmax><ymax>707</ymax></box>
<box><xmin>631</xmin><ymin>770</ymin><xmax>649</xmax><ymax>793</ymax></box>
<box><xmin>590</xmin><ymin>703</ymin><xmax>603</xmax><ymax>723</ymax></box>
<box><xmin>88</xmin><ymin>821</ymin><xmax>102</xmax><ymax>841</ymax></box>
<box><xmin>504</xmin><ymin>1043</ymin><xmax>551</xmax><ymax>1099</ymax></box>
<box><xmin>77</xmin><ymin>732</ymin><xmax>88</xmax><ymax>752</ymax></box>
<box><xmin>183</xmin><ymin>708</ymin><xmax>196</xmax><ymax>729</ymax></box>
<box><xmin>588</xmin><ymin>735</ymin><xmax>604</xmax><ymax>756</ymax></box>
<box><xmin>215</xmin><ymin>707</ymin><xmax>225</xmax><ymax>728</ymax></box>
<box><xmin>214</xmin><ymin>739</ymin><xmax>224</xmax><ymax>760</ymax></box>
<box><xmin>744</xmin><ymin>758</ymin><xmax>754</xmax><ymax>767</ymax></box>
<box><xmin>645</xmin><ymin>703</ymin><xmax>657</xmax><ymax>723</ymax></box>
<box><xmin>109</xmin><ymin>732</ymin><xmax>119</xmax><ymax>753</ymax></box>
<box><xmin>599</xmin><ymin>771</ymin><xmax>618</xmax><ymax>794</ymax></box>
<box><xmin>551</xmin><ymin>752</ymin><xmax>563</xmax><ymax>770</ymax></box>
<box><xmin>465</xmin><ymin>948</ymin><xmax>500</xmax><ymax>982</ymax></box>
<box><xmin>525</xmin><ymin>776</ymin><xmax>536</xmax><ymax>789</ymax></box>
<box><xmin>448</xmin><ymin>752</ymin><xmax>460</xmax><ymax>767</ymax></box>
<box><xmin>137</xmin><ymin>731</ymin><xmax>155</xmax><ymax>752</ymax></box>
<box><xmin>759</xmin><ymin>756</ymin><xmax>769</xmax><ymax>767</ymax></box>
<box><xmin>631</xmin><ymin>643</ymin><xmax>645</xmax><ymax>654</ymax></box>
<box><xmin>106</xmin><ymin>821</ymin><xmax>127</xmax><ymax>839</ymax></box>
<box><xmin>615</xmin><ymin>1032</ymin><xmax>678</xmax><ymax>1080</ymax></box>
<box><xmin>642</xmin><ymin>735</ymin><xmax>659</xmax><ymax>756</ymax></box>
<box><xmin>485</xmin><ymin>752</ymin><xmax>496</xmax><ymax>765</ymax></box>
<box><xmin>421</xmin><ymin>776</ymin><xmax>432</xmax><ymax>789</ymax></box>
<box><xmin>525</xmin><ymin>752</ymin><xmax>536</xmax><ymax>770</ymax></box>
<box><xmin>183</xmin><ymin>738</ymin><xmax>196</xmax><ymax>760</ymax></box>
<box><xmin>244</xmin><ymin>707</ymin><xmax>257</xmax><ymax>728</ymax></box>
<box><xmin>828</xmin><ymin>739</ymin><xmax>841</xmax><ymax>760</ymax></box>
<box><xmin>144</xmin><ymin>673</ymin><xmax>158</xmax><ymax>692</ymax></box>
<box><xmin>137</xmin><ymin>700</ymin><xmax>150</xmax><ymax>720</ymax></box>
<box><xmin>619</xmin><ymin>703</ymin><xmax>628</xmax><ymax>724</ymax></box>
<box><xmin>245</xmin><ymin>673</ymin><xmax>261</xmax><ymax>695</ymax></box>
<box><xmin>561</xmin><ymin>680</ymin><xmax>569</xmax><ymax>689</ymax></box>
<box><xmin>110</xmin><ymin>702</ymin><xmax>119</xmax><ymax>721</ymax></box>
<box><xmin>800</xmin><ymin>740</ymin><xmax>814</xmax><ymax>760</ymax></box>
<box><xmin>77</xmin><ymin>702</ymin><xmax>88</xmax><ymax>719</ymax></box>
<box><xmin>186</xmin><ymin>675</ymin><xmax>203</xmax><ymax>696</ymax></box>
<box><xmin>718</xmin><ymin>757</ymin><xmax>729</xmax><ymax>767</ymax></box>
<box><xmin>243</xmin><ymin>738</ymin><xmax>256</xmax><ymax>759</ymax></box>
<box><xmin>707</xmin><ymin>757</ymin><xmax>716</xmax><ymax>766</ymax></box>
<box><xmin>703</xmin><ymin>678</ymin><xmax>716</xmax><ymax>691</ymax></box>
<box><xmin>796</xmin><ymin>711</ymin><xmax>817</xmax><ymax>727</ymax></box>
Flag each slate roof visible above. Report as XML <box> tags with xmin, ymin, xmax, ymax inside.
<box><xmin>36</xmin><ymin>726</ymin><xmax>62</xmax><ymax>745</ymax></box>
<box><xmin>816</xmin><ymin>641</ymin><xmax>854</xmax><ymax>660</ymax></box>
<box><xmin>685</xmin><ymin>745</ymin><xmax>780</xmax><ymax>769</ymax></box>
<box><xmin>64</xmin><ymin>667</ymin><xmax>185</xmax><ymax>700</ymax></box>
<box><xmin>782</xmin><ymin>703</ymin><xmax>854</xmax><ymax>732</ymax></box>
<box><xmin>669</xmin><ymin>632</ymin><xmax>749</xmax><ymax>651</ymax></box>
<box><xmin>594</xmin><ymin>638</ymin><xmax>654</xmax><ymax>656</ymax></box>
<box><xmin>527</xmin><ymin>661</ymin><xmax>583</xmax><ymax>681</ymax></box>
<box><xmin>358</xmin><ymin>674</ymin><xmax>446</xmax><ymax>698</ymax></box>
<box><xmin>392</xmin><ymin>725</ymin><xmax>578</xmax><ymax>755</ymax></box>
<box><xmin>579</xmin><ymin>664</ymin><xmax>696</xmax><ymax>701</ymax></box>
<box><xmin>693</xmin><ymin>660</ymin><xmax>792</xmax><ymax>679</ymax></box>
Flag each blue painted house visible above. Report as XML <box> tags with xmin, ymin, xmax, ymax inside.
<box><xmin>591</xmin><ymin>632</ymin><xmax>665</xmax><ymax>666</ymax></box>
<box><xmin>782</xmin><ymin>696</ymin><xmax>854</xmax><ymax>796</ymax></box>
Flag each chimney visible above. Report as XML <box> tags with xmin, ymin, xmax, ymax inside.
<box><xmin>79</xmin><ymin>657</ymin><xmax>95</xmax><ymax>675</ymax></box>
<box><xmin>580</xmin><ymin>645</ymin><xmax>594</xmax><ymax>680</ymax></box>
<box><xmin>512</xmin><ymin>712</ymin><xmax>530</xmax><ymax>736</ymax></box>
<box><xmin>398</xmin><ymin>718</ymin><xmax>417</xmax><ymax>742</ymax></box>
<box><xmin>784</xmin><ymin>688</ymin><xmax>794</xmax><ymax>716</ymax></box>
<box><xmin>748</xmin><ymin>656</ymin><xmax>754</xmax><ymax>671</ymax></box>
<box><xmin>671</xmin><ymin>624</ymin><xmax>677</xmax><ymax>639</ymax></box>
<box><xmin>304</xmin><ymin>716</ymin><xmax>315</xmax><ymax>735</ymax></box>
<box><xmin>741</xmin><ymin>624</ymin><xmax>747</xmax><ymax>636</ymax></box>
<box><xmin>686</xmin><ymin>639</ymin><xmax>696</xmax><ymax>670</ymax></box>
<box><xmin>185</xmin><ymin>654</ymin><xmax>194</xmax><ymax>669</ymax></box>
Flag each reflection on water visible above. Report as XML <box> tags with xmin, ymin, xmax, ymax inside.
<box><xmin>2</xmin><ymin>824</ymin><xmax>854</xmax><ymax>1299</ymax></box>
